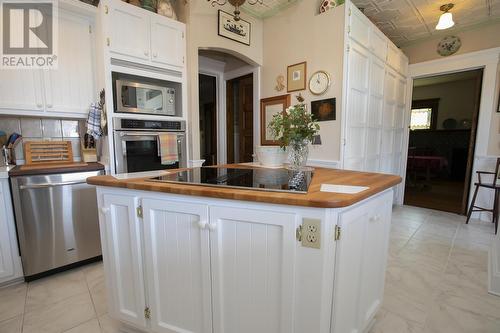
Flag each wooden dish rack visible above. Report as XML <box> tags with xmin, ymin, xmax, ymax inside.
<box><xmin>24</xmin><ymin>141</ymin><xmax>74</xmax><ymax>165</ymax></box>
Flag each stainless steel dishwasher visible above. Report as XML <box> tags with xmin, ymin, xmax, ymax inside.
<box><xmin>10</xmin><ymin>169</ymin><xmax>104</xmax><ymax>280</ymax></box>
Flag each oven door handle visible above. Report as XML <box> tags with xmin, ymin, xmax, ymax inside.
<box><xmin>119</xmin><ymin>132</ymin><xmax>184</xmax><ymax>137</ymax></box>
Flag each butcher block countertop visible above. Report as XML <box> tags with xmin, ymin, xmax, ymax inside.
<box><xmin>87</xmin><ymin>165</ymin><xmax>401</xmax><ymax>208</ymax></box>
<box><xmin>9</xmin><ymin>162</ymin><xmax>105</xmax><ymax>177</ymax></box>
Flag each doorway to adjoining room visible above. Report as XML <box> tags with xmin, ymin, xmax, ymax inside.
<box><xmin>404</xmin><ymin>69</ymin><xmax>483</xmax><ymax>214</ymax></box>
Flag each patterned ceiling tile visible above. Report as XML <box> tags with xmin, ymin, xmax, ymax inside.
<box><xmin>241</xmin><ymin>0</ymin><xmax>300</xmax><ymax>18</ymax></box>
<box><xmin>351</xmin><ymin>0</ymin><xmax>500</xmax><ymax>46</ymax></box>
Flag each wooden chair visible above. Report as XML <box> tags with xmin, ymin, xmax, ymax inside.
<box><xmin>466</xmin><ymin>157</ymin><xmax>500</xmax><ymax>234</ymax></box>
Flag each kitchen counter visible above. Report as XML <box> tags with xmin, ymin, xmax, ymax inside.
<box><xmin>87</xmin><ymin>165</ymin><xmax>401</xmax><ymax>208</ymax></box>
<box><xmin>9</xmin><ymin>162</ymin><xmax>105</xmax><ymax>177</ymax></box>
<box><xmin>93</xmin><ymin>165</ymin><xmax>399</xmax><ymax>333</ymax></box>
<box><xmin>0</xmin><ymin>165</ymin><xmax>15</xmax><ymax>179</ymax></box>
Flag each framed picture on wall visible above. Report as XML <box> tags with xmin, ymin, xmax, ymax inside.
<box><xmin>260</xmin><ymin>94</ymin><xmax>291</xmax><ymax>145</ymax></box>
<box><xmin>287</xmin><ymin>62</ymin><xmax>307</xmax><ymax>92</ymax></box>
<box><xmin>311</xmin><ymin>98</ymin><xmax>336</xmax><ymax>121</ymax></box>
<box><xmin>218</xmin><ymin>10</ymin><xmax>251</xmax><ymax>46</ymax></box>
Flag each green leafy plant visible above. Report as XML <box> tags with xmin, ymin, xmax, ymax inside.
<box><xmin>268</xmin><ymin>103</ymin><xmax>320</xmax><ymax>149</ymax></box>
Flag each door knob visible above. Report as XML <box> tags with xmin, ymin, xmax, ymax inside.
<box><xmin>101</xmin><ymin>207</ymin><xmax>110</xmax><ymax>215</ymax></box>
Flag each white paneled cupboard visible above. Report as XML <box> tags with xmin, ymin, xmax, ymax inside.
<box><xmin>342</xmin><ymin>4</ymin><xmax>408</xmax><ymax>184</ymax></box>
<box><xmin>96</xmin><ymin>186</ymin><xmax>394</xmax><ymax>333</ymax></box>
<box><xmin>0</xmin><ymin>4</ymin><xmax>96</xmax><ymax>118</ymax></box>
<box><xmin>102</xmin><ymin>0</ymin><xmax>185</xmax><ymax>71</ymax></box>
<box><xmin>0</xmin><ymin>178</ymin><xmax>23</xmax><ymax>285</ymax></box>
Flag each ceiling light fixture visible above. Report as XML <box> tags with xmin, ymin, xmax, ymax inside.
<box><xmin>436</xmin><ymin>3</ymin><xmax>455</xmax><ymax>30</ymax></box>
<box><xmin>208</xmin><ymin>0</ymin><xmax>263</xmax><ymax>21</ymax></box>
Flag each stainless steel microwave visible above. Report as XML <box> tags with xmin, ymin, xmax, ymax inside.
<box><xmin>115</xmin><ymin>80</ymin><xmax>176</xmax><ymax>116</ymax></box>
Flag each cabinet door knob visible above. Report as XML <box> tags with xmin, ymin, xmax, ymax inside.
<box><xmin>36</xmin><ymin>103</ymin><xmax>43</xmax><ymax>108</ymax></box>
<box><xmin>47</xmin><ymin>104</ymin><xmax>53</xmax><ymax>108</ymax></box>
<box><xmin>208</xmin><ymin>223</ymin><xmax>217</xmax><ymax>231</ymax></box>
<box><xmin>101</xmin><ymin>207</ymin><xmax>110</xmax><ymax>215</ymax></box>
<box><xmin>198</xmin><ymin>220</ymin><xmax>208</xmax><ymax>229</ymax></box>
<box><xmin>144</xmin><ymin>50</ymin><xmax>149</xmax><ymax>56</ymax></box>
<box><xmin>153</xmin><ymin>52</ymin><xmax>158</xmax><ymax>58</ymax></box>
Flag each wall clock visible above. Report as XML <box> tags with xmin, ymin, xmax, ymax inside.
<box><xmin>437</xmin><ymin>36</ymin><xmax>461</xmax><ymax>57</ymax></box>
<box><xmin>309</xmin><ymin>70</ymin><xmax>331</xmax><ymax>95</ymax></box>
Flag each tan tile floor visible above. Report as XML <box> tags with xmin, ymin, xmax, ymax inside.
<box><xmin>0</xmin><ymin>206</ymin><xmax>498</xmax><ymax>333</ymax></box>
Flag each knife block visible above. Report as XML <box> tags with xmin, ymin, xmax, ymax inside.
<box><xmin>81</xmin><ymin>142</ymin><xmax>97</xmax><ymax>163</ymax></box>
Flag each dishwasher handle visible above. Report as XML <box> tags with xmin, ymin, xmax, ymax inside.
<box><xmin>19</xmin><ymin>180</ymin><xmax>89</xmax><ymax>190</ymax></box>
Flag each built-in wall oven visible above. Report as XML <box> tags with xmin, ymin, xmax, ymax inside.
<box><xmin>114</xmin><ymin>118</ymin><xmax>187</xmax><ymax>174</ymax></box>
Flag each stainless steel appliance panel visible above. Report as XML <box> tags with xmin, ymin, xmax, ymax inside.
<box><xmin>10</xmin><ymin>170</ymin><xmax>104</xmax><ymax>277</ymax></box>
<box><xmin>116</xmin><ymin>80</ymin><xmax>175</xmax><ymax>116</ymax></box>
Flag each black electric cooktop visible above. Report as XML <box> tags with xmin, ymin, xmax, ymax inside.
<box><xmin>147</xmin><ymin>167</ymin><xmax>314</xmax><ymax>194</ymax></box>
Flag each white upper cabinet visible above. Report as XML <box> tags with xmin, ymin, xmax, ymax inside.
<box><xmin>209</xmin><ymin>206</ymin><xmax>297</xmax><ymax>333</ymax></box>
<box><xmin>370</xmin><ymin>28</ymin><xmax>388</xmax><ymax>61</ymax></box>
<box><xmin>43</xmin><ymin>9</ymin><xmax>95</xmax><ymax>115</ymax></box>
<box><xmin>104</xmin><ymin>0</ymin><xmax>186</xmax><ymax>70</ymax></box>
<box><xmin>107</xmin><ymin>0</ymin><xmax>150</xmax><ymax>62</ymax></box>
<box><xmin>0</xmin><ymin>70</ymin><xmax>44</xmax><ymax>112</ymax></box>
<box><xmin>142</xmin><ymin>199</ymin><xmax>212</xmax><ymax>333</ymax></box>
<box><xmin>150</xmin><ymin>16</ymin><xmax>185</xmax><ymax>68</ymax></box>
<box><xmin>349</xmin><ymin>6</ymin><xmax>370</xmax><ymax>47</ymax></box>
<box><xmin>0</xmin><ymin>7</ymin><xmax>96</xmax><ymax>117</ymax></box>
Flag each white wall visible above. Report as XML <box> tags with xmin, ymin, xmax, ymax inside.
<box><xmin>402</xmin><ymin>21</ymin><xmax>500</xmax><ymax>65</ymax></box>
<box><xmin>261</xmin><ymin>2</ymin><xmax>345</xmax><ymax>164</ymax></box>
<box><xmin>184</xmin><ymin>0</ymin><xmax>264</xmax><ymax>161</ymax></box>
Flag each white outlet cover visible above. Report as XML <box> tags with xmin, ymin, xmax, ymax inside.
<box><xmin>320</xmin><ymin>184</ymin><xmax>369</xmax><ymax>194</ymax></box>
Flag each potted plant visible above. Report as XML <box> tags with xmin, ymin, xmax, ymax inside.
<box><xmin>268</xmin><ymin>103</ymin><xmax>320</xmax><ymax>171</ymax></box>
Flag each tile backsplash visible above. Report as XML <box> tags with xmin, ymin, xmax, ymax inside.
<box><xmin>0</xmin><ymin>116</ymin><xmax>85</xmax><ymax>164</ymax></box>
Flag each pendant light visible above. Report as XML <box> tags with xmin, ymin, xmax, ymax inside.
<box><xmin>436</xmin><ymin>3</ymin><xmax>455</xmax><ymax>30</ymax></box>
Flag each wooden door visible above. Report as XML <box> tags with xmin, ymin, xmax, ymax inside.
<box><xmin>343</xmin><ymin>40</ymin><xmax>370</xmax><ymax>171</ymax></box>
<box><xmin>150</xmin><ymin>16</ymin><xmax>185</xmax><ymax>68</ymax></box>
<box><xmin>141</xmin><ymin>198</ymin><xmax>212</xmax><ymax>333</ymax></box>
<box><xmin>107</xmin><ymin>0</ymin><xmax>150</xmax><ymax>62</ymax></box>
<box><xmin>239</xmin><ymin>74</ymin><xmax>254</xmax><ymax>162</ymax></box>
<box><xmin>209</xmin><ymin>206</ymin><xmax>296</xmax><ymax>333</ymax></box>
<box><xmin>101</xmin><ymin>194</ymin><xmax>148</xmax><ymax>329</ymax></box>
<box><xmin>226</xmin><ymin>74</ymin><xmax>254</xmax><ymax>164</ymax></box>
<box><xmin>43</xmin><ymin>10</ymin><xmax>95</xmax><ymax>115</ymax></box>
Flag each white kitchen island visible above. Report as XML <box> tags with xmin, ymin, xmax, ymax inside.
<box><xmin>88</xmin><ymin>166</ymin><xmax>401</xmax><ymax>333</ymax></box>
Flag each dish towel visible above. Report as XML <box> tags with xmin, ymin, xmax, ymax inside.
<box><xmin>158</xmin><ymin>133</ymin><xmax>178</xmax><ymax>165</ymax></box>
<box><xmin>86</xmin><ymin>103</ymin><xmax>102</xmax><ymax>139</ymax></box>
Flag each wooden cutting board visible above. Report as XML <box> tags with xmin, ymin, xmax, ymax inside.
<box><xmin>24</xmin><ymin>141</ymin><xmax>74</xmax><ymax>165</ymax></box>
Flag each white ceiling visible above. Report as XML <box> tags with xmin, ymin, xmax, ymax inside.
<box><xmin>241</xmin><ymin>0</ymin><xmax>299</xmax><ymax>18</ymax></box>
<box><xmin>351</xmin><ymin>0</ymin><xmax>500</xmax><ymax>47</ymax></box>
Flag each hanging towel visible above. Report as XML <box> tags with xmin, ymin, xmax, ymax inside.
<box><xmin>158</xmin><ymin>133</ymin><xmax>178</xmax><ymax>165</ymax></box>
<box><xmin>86</xmin><ymin>103</ymin><xmax>102</xmax><ymax>139</ymax></box>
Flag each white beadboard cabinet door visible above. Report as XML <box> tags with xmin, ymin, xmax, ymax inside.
<box><xmin>0</xmin><ymin>180</ymin><xmax>15</xmax><ymax>281</ymax></box>
<box><xmin>150</xmin><ymin>16</ymin><xmax>185</xmax><ymax>69</ymax></box>
<box><xmin>107</xmin><ymin>0</ymin><xmax>150</xmax><ymax>62</ymax></box>
<box><xmin>348</xmin><ymin>5</ymin><xmax>370</xmax><ymax>48</ymax></box>
<box><xmin>356</xmin><ymin>194</ymin><xmax>392</xmax><ymax>330</ymax></box>
<box><xmin>142</xmin><ymin>199</ymin><xmax>212</xmax><ymax>333</ymax></box>
<box><xmin>43</xmin><ymin>10</ymin><xmax>95</xmax><ymax>115</ymax></box>
<box><xmin>344</xmin><ymin>40</ymin><xmax>370</xmax><ymax>171</ymax></box>
<box><xmin>331</xmin><ymin>202</ymin><xmax>370</xmax><ymax>333</ymax></box>
<box><xmin>101</xmin><ymin>194</ymin><xmax>148</xmax><ymax>330</ymax></box>
<box><xmin>209</xmin><ymin>206</ymin><xmax>297</xmax><ymax>333</ymax></box>
<box><xmin>0</xmin><ymin>69</ymin><xmax>44</xmax><ymax>112</ymax></box>
<box><xmin>332</xmin><ymin>191</ymin><xmax>392</xmax><ymax>333</ymax></box>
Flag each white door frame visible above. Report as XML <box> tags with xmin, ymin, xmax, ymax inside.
<box><xmin>399</xmin><ymin>47</ymin><xmax>500</xmax><ymax>207</ymax></box>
